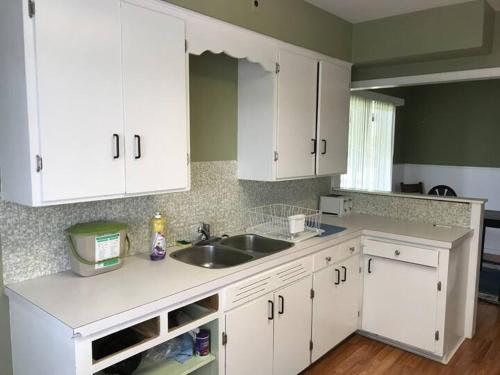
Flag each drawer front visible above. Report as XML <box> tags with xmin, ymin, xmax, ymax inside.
<box><xmin>225</xmin><ymin>257</ymin><xmax>312</xmax><ymax>311</ymax></box>
<box><xmin>336</xmin><ymin>238</ymin><xmax>361</xmax><ymax>262</ymax></box>
<box><xmin>313</xmin><ymin>238</ymin><xmax>361</xmax><ymax>272</ymax></box>
<box><xmin>363</xmin><ymin>239</ymin><xmax>438</xmax><ymax>267</ymax></box>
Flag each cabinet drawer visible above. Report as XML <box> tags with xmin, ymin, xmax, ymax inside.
<box><xmin>313</xmin><ymin>238</ymin><xmax>360</xmax><ymax>271</ymax></box>
<box><xmin>363</xmin><ymin>239</ymin><xmax>438</xmax><ymax>268</ymax></box>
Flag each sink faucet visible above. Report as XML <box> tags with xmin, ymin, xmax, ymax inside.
<box><xmin>198</xmin><ymin>222</ymin><xmax>211</xmax><ymax>241</ymax></box>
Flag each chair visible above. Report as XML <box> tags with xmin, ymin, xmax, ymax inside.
<box><xmin>400</xmin><ymin>182</ymin><xmax>424</xmax><ymax>194</ymax></box>
<box><xmin>428</xmin><ymin>185</ymin><xmax>457</xmax><ymax>197</ymax></box>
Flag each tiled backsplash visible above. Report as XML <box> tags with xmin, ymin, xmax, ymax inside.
<box><xmin>333</xmin><ymin>190</ymin><xmax>471</xmax><ymax>228</ymax></box>
<box><xmin>0</xmin><ymin>161</ymin><xmax>330</xmax><ymax>284</ymax></box>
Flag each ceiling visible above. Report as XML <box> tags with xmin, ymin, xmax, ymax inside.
<box><xmin>306</xmin><ymin>0</ymin><xmax>500</xmax><ymax>23</ymax></box>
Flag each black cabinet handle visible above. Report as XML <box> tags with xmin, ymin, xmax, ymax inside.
<box><xmin>278</xmin><ymin>295</ymin><xmax>284</xmax><ymax>315</ymax></box>
<box><xmin>321</xmin><ymin>139</ymin><xmax>327</xmax><ymax>155</ymax></box>
<box><xmin>134</xmin><ymin>135</ymin><xmax>142</xmax><ymax>159</ymax></box>
<box><xmin>334</xmin><ymin>268</ymin><xmax>340</xmax><ymax>285</ymax></box>
<box><xmin>113</xmin><ymin>134</ymin><xmax>120</xmax><ymax>159</ymax></box>
<box><xmin>368</xmin><ymin>258</ymin><xmax>373</xmax><ymax>274</ymax></box>
<box><xmin>268</xmin><ymin>300</ymin><xmax>274</xmax><ymax>320</ymax></box>
<box><xmin>341</xmin><ymin>266</ymin><xmax>347</xmax><ymax>282</ymax></box>
<box><xmin>311</xmin><ymin>138</ymin><xmax>317</xmax><ymax>155</ymax></box>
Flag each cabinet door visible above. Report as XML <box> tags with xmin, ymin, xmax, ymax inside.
<box><xmin>35</xmin><ymin>0</ymin><xmax>125</xmax><ymax>202</ymax></box>
<box><xmin>316</xmin><ymin>61</ymin><xmax>350</xmax><ymax>176</ymax></box>
<box><xmin>225</xmin><ymin>294</ymin><xmax>274</xmax><ymax>375</ymax></box>
<box><xmin>273</xmin><ymin>276</ymin><xmax>312</xmax><ymax>375</ymax></box>
<box><xmin>362</xmin><ymin>256</ymin><xmax>438</xmax><ymax>353</ymax></box>
<box><xmin>276</xmin><ymin>50</ymin><xmax>317</xmax><ymax>179</ymax></box>
<box><xmin>312</xmin><ymin>255</ymin><xmax>361</xmax><ymax>362</ymax></box>
<box><xmin>122</xmin><ymin>3</ymin><xmax>188</xmax><ymax>194</ymax></box>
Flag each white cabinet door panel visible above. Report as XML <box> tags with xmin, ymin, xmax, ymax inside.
<box><xmin>362</xmin><ymin>256</ymin><xmax>438</xmax><ymax>353</ymax></box>
<box><xmin>276</xmin><ymin>50</ymin><xmax>317</xmax><ymax>179</ymax></box>
<box><xmin>273</xmin><ymin>276</ymin><xmax>312</xmax><ymax>375</ymax></box>
<box><xmin>225</xmin><ymin>294</ymin><xmax>274</xmax><ymax>375</ymax></box>
<box><xmin>122</xmin><ymin>3</ymin><xmax>188</xmax><ymax>194</ymax></box>
<box><xmin>316</xmin><ymin>61</ymin><xmax>350</xmax><ymax>176</ymax></box>
<box><xmin>35</xmin><ymin>0</ymin><xmax>125</xmax><ymax>201</ymax></box>
<box><xmin>312</xmin><ymin>255</ymin><xmax>361</xmax><ymax>362</ymax></box>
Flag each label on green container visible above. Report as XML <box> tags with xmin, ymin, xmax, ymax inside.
<box><xmin>95</xmin><ymin>233</ymin><xmax>121</xmax><ymax>269</ymax></box>
<box><xmin>95</xmin><ymin>258</ymin><xmax>120</xmax><ymax>270</ymax></box>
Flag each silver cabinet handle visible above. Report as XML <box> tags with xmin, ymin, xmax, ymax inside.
<box><xmin>395</xmin><ymin>250</ymin><xmax>401</xmax><ymax>256</ymax></box>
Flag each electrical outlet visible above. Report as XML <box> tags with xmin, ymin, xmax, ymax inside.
<box><xmin>251</xmin><ymin>0</ymin><xmax>261</xmax><ymax>12</ymax></box>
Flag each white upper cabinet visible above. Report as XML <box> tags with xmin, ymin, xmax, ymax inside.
<box><xmin>276</xmin><ymin>50</ymin><xmax>317</xmax><ymax>179</ymax></box>
<box><xmin>316</xmin><ymin>61</ymin><xmax>351</xmax><ymax>176</ymax></box>
<box><xmin>121</xmin><ymin>3</ymin><xmax>188</xmax><ymax>194</ymax></box>
<box><xmin>0</xmin><ymin>0</ymin><xmax>189</xmax><ymax>206</ymax></box>
<box><xmin>237</xmin><ymin>49</ymin><xmax>351</xmax><ymax>181</ymax></box>
<box><xmin>32</xmin><ymin>0</ymin><xmax>126</xmax><ymax>202</ymax></box>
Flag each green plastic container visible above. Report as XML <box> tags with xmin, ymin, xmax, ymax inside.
<box><xmin>65</xmin><ymin>221</ymin><xmax>129</xmax><ymax>277</ymax></box>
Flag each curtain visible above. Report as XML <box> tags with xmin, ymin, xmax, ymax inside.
<box><xmin>341</xmin><ymin>96</ymin><xmax>396</xmax><ymax>192</ymax></box>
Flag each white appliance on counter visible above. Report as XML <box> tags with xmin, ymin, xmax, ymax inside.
<box><xmin>319</xmin><ymin>194</ymin><xmax>353</xmax><ymax>216</ymax></box>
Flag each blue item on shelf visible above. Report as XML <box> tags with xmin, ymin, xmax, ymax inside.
<box><xmin>174</xmin><ymin>333</ymin><xmax>196</xmax><ymax>364</ymax></box>
<box><xmin>320</xmin><ymin>224</ymin><xmax>346</xmax><ymax>237</ymax></box>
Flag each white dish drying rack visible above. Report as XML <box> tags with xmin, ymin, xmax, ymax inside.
<box><xmin>247</xmin><ymin>204</ymin><xmax>322</xmax><ymax>243</ymax></box>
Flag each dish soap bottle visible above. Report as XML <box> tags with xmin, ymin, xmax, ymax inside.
<box><xmin>150</xmin><ymin>212</ymin><xmax>167</xmax><ymax>261</ymax></box>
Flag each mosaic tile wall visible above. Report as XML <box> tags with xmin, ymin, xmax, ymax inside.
<box><xmin>333</xmin><ymin>190</ymin><xmax>471</xmax><ymax>228</ymax></box>
<box><xmin>0</xmin><ymin>161</ymin><xmax>330</xmax><ymax>284</ymax></box>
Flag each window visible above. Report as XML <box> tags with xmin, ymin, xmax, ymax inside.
<box><xmin>341</xmin><ymin>95</ymin><xmax>396</xmax><ymax>192</ymax></box>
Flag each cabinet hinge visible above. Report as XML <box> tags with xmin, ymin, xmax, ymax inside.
<box><xmin>274</xmin><ymin>151</ymin><xmax>279</xmax><ymax>162</ymax></box>
<box><xmin>222</xmin><ymin>332</ymin><xmax>228</xmax><ymax>346</ymax></box>
<box><xmin>275</xmin><ymin>62</ymin><xmax>280</xmax><ymax>74</ymax></box>
<box><xmin>357</xmin><ymin>311</ymin><xmax>360</xmax><ymax>317</ymax></box>
<box><xmin>36</xmin><ymin>155</ymin><xmax>43</xmax><ymax>172</ymax></box>
<box><xmin>28</xmin><ymin>0</ymin><xmax>35</xmax><ymax>18</ymax></box>
<box><xmin>437</xmin><ymin>281</ymin><xmax>442</xmax><ymax>291</ymax></box>
<box><xmin>435</xmin><ymin>330</ymin><xmax>439</xmax><ymax>341</ymax></box>
<box><xmin>310</xmin><ymin>289</ymin><xmax>315</xmax><ymax>299</ymax></box>
<box><xmin>185</xmin><ymin>39</ymin><xmax>188</xmax><ymax>53</ymax></box>
<box><xmin>359</xmin><ymin>266</ymin><xmax>362</xmax><ymax>273</ymax></box>
<box><xmin>309</xmin><ymin>340</ymin><xmax>313</xmax><ymax>351</ymax></box>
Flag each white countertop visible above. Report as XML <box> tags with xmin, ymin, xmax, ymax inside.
<box><xmin>5</xmin><ymin>214</ymin><xmax>472</xmax><ymax>334</ymax></box>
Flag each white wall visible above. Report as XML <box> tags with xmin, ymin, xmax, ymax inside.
<box><xmin>394</xmin><ymin>163</ymin><xmax>500</xmax><ymax>255</ymax></box>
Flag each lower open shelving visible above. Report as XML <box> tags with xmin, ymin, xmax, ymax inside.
<box><xmin>134</xmin><ymin>353</ymin><xmax>216</xmax><ymax>375</ymax></box>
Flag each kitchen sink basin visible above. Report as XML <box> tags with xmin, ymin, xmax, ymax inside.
<box><xmin>170</xmin><ymin>234</ymin><xmax>294</xmax><ymax>269</ymax></box>
<box><xmin>170</xmin><ymin>245</ymin><xmax>254</xmax><ymax>269</ymax></box>
<box><xmin>220</xmin><ymin>234</ymin><xmax>293</xmax><ymax>254</ymax></box>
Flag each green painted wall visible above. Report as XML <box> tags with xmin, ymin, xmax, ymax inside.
<box><xmin>378</xmin><ymin>80</ymin><xmax>500</xmax><ymax>167</ymax></box>
<box><xmin>353</xmin><ymin>1</ymin><xmax>492</xmax><ymax>66</ymax></box>
<box><xmin>0</xmin><ymin>249</ymin><xmax>12</xmax><ymax>375</ymax></box>
<box><xmin>164</xmin><ymin>0</ymin><xmax>352</xmax><ymax>61</ymax></box>
<box><xmin>353</xmin><ymin>9</ymin><xmax>500</xmax><ymax>81</ymax></box>
<box><xmin>189</xmin><ymin>53</ymin><xmax>237</xmax><ymax>162</ymax></box>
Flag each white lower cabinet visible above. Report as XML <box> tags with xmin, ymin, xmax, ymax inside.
<box><xmin>362</xmin><ymin>254</ymin><xmax>439</xmax><ymax>353</ymax></box>
<box><xmin>224</xmin><ymin>276</ymin><xmax>312</xmax><ymax>375</ymax></box>
<box><xmin>312</xmin><ymin>254</ymin><xmax>361</xmax><ymax>362</ymax></box>
<box><xmin>224</xmin><ymin>293</ymin><xmax>274</xmax><ymax>375</ymax></box>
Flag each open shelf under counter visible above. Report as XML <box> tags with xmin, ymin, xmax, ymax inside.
<box><xmin>135</xmin><ymin>353</ymin><xmax>216</xmax><ymax>375</ymax></box>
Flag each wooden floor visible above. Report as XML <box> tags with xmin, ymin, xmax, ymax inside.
<box><xmin>304</xmin><ymin>301</ymin><xmax>500</xmax><ymax>375</ymax></box>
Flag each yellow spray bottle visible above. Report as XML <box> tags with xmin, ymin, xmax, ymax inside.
<box><xmin>150</xmin><ymin>212</ymin><xmax>167</xmax><ymax>261</ymax></box>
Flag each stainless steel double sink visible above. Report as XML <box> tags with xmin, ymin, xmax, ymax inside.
<box><xmin>170</xmin><ymin>234</ymin><xmax>294</xmax><ymax>269</ymax></box>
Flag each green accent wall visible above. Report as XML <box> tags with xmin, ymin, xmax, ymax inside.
<box><xmin>353</xmin><ymin>9</ymin><xmax>500</xmax><ymax>81</ymax></box>
<box><xmin>379</xmin><ymin>80</ymin><xmax>500</xmax><ymax>168</ymax></box>
<box><xmin>164</xmin><ymin>0</ymin><xmax>352</xmax><ymax>61</ymax></box>
<box><xmin>352</xmin><ymin>0</ymin><xmax>493</xmax><ymax>66</ymax></box>
<box><xmin>0</xmin><ymin>249</ymin><xmax>12</xmax><ymax>375</ymax></box>
<box><xmin>189</xmin><ymin>53</ymin><xmax>238</xmax><ymax>162</ymax></box>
